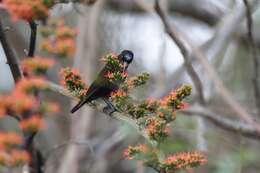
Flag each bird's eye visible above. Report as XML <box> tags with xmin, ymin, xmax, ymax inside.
<box><xmin>123</xmin><ymin>55</ymin><xmax>133</xmax><ymax>63</ymax></box>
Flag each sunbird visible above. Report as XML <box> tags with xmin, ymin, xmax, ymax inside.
<box><xmin>70</xmin><ymin>50</ymin><xmax>134</xmax><ymax>114</ymax></box>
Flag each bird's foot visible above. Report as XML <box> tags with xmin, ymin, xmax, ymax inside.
<box><xmin>103</xmin><ymin>106</ymin><xmax>117</xmax><ymax>116</ymax></box>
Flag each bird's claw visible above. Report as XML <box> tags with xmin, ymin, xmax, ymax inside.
<box><xmin>103</xmin><ymin>106</ymin><xmax>117</xmax><ymax>116</ymax></box>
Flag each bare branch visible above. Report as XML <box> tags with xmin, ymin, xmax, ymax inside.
<box><xmin>154</xmin><ymin>0</ymin><xmax>206</xmax><ymax>105</ymax></box>
<box><xmin>180</xmin><ymin>106</ymin><xmax>260</xmax><ymax>140</ymax></box>
<box><xmin>154</xmin><ymin>0</ymin><xmax>260</xmax><ymax>130</ymax></box>
<box><xmin>243</xmin><ymin>0</ymin><xmax>260</xmax><ymax>115</ymax></box>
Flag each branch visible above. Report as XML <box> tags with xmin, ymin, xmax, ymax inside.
<box><xmin>45</xmin><ymin>80</ymin><xmax>260</xmax><ymax>142</ymax></box>
<box><xmin>154</xmin><ymin>1</ymin><xmax>206</xmax><ymax>105</ymax></box>
<box><xmin>45</xmin><ymin>81</ymin><xmax>154</xmax><ymax>145</ymax></box>
<box><xmin>1</xmin><ymin>17</ymin><xmax>42</xmax><ymax>172</ymax></box>
<box><xmin>180</xmin><ymin>106</ymin><xmax>260</xmax><ymax>140</ymax></box>
<box><xmin>243</xmin><ymin>0</ymin><xmax>260</xmax><ymax>115</ymax></box>
<box><xmin>154</xmin><ymin>0</ymin><xmax>260</xmax><ymax>131</ymax></box>
<box><xmin>0</xmin><ymin>16</ymin><xmax>23</xmax><ymax>82</ymax></box>
<box><xmin>28</xmin><ymin>21</ymin><xmax>37</xmax><ymax>57</ymax></box>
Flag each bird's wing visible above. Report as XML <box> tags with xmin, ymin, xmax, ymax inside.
<box><xmin>70</xmin><ymin>87</ymin><xmax>99</xmax><ymax>113</ymax></box>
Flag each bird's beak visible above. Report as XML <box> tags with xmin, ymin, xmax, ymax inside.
<box><xmin>123</xmin><ymin>62</ymin><xmax>129</xmax><ymax>73</ymax></box>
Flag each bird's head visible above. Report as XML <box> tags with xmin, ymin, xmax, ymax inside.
<box><xmin>119</xmin><ymin>50</ymin><xmax>134</xmax><ymax>73</ymax></box>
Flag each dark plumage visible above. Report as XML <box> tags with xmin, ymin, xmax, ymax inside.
<box><xmin>70</xmin><ymin>50</ymin><xmax>134</xmax><ymax>114</ymax></box>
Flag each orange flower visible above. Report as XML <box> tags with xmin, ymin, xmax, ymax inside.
<box><xmin>56</xmin><ymin>25</ymin><xmax>77</xmax><ymax>39</ymax></box>
<box><xmin>0</xmin><ymin>152</ymin><xmax>8</xmax><ymax>165</ymax></box>
<box><xmin>19</xmin><ymin>116</ymin><xmax>44</xmax><ymax>132</ymax></box>
<box><xmin>22</xmin><ymin>56</ymin><xmax>55</xmax><ymax>76</ymax></box>
<box><xmin>0</xmin><ymin>132</ymin><xmax>22</xmax><ymax>150</ymax></box>
<box><xmin>40</xmin><ymin>21</ymin><xmax>76</xmax><ymax>57</ymax></box>
<box><xmin>162</xmin><ymin>151</ymin><xmax>206</xmax><ymax>172</ymax></box>
<box><xmin>0</xmin><ymin>101</ymin><xmax>5</xmax><ymax>118</ymax></box>
<box><xmin>110</xmin><ymin>90</ymin><xmax>127</xmax><ymax>98</ymax></box>
<box><xmin>3</xmin><ymin>0</ymin><xmax>51</xmax><ymax>21</ymax></box>
<box><xmin>145</xmin><ymin>117</ymin><xmax>169</xmax><ymax>140</ymax></box>
<box><xmin>104</xmin><ymin>72</ymin><xmax>114</xmax><ymax>79</ymax></box>
<box><xmin>60</xmin><ymin>67</ymin><xmax>88</xmax><ymax>99</ymax></box>
<box><xmin>160</xmin><ymin>85</ymin><xmax>192</xmax><ymax>111</ymax></box>
<box><xmin>123</xmin><ymin>144</ymin><xmax>148</xmax><ymax>160</ymax></box>
<box><xmin>5</xmin><ymin>91</ymin><xmax>35</xmax><ymax>115</ymax></box>
<box><xmin>10</xmin><ymin>150</ymin><xmax>30</xmax><ymax>166</ymax></box>
<box><xmin>16</xmin><ymin>77</ymin><xmax>47</xmax><ymax>94</ymax></box>
<box><xmin>55</xmin><ymin>38</ymin><xmax>75</xmax><ymax>57</ymax></box>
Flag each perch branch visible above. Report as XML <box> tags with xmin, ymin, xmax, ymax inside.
<box><xmin>45</xmin><ymin>81</ymin><xmax>260</xmax><ymax>141</ymax></box>
<box><xmin>45</xmin><ymin>81</ymin><xmax>153</xmax><ymax>145</ymax></box>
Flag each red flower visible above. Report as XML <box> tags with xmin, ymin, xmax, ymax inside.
<box><xmin>0</xmin><ymin>101</ymin><xmax>5</xmax><ymax>117</ymax></box>
<box><xmin>60</xmin><ymin>68</ymin><xmax>88</xmax><ymax>99</ymax></box>
<box><xmin>145</xmin><ymin>117</ymin><xmax>169</xmax><ymax>141</ymax></box>
<box><xmin>123</xmin><ymin>144</ymin><xmax>148</xmax><ymax>160</ymax></box>
<box><xmin>19</xmin><ymin>116</ymin><xmax>44</xmax><ymax>132</ymax></box>
<box><xmin>22</xmin><ymin>56</ymin><xmax>55</xmax><ymax>76</ymax></box>
<box><xmin>16</xmin><ymin>77</ymin><xmax>47</xmax><ymax>94</ymax></box>
<box><xmin>10</xmin><ymin>150</ymin><xmax>30</xmax><ymax>166</ymax></box>
<box><xmin>0</xmin><ymin>132</ymin><xmax>22</xmax><ymax>149</ymax></box>
<box><xmin>3</xmin><ymin>0</ymin><xmax>51</xmax><ymax>21</ymax></box>
<box><xmin>40</xmin><ymin>21</ymin><xmax>76</xmax><ymax>57</ymax></box>
<box><xmin>5</xmin><ymin>91</ymin><xmax>35</xmax><ymax>115</ymax></box>
<box><xmin>161</xmin><ymin>151</ymin><xmax>206</xmax><ymax>172</ymax></box>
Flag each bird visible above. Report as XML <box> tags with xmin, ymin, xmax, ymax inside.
<box><xmin>70</xmin><ymin>50</ymin><xmax>134</xmax><ymax>114</ymax></box>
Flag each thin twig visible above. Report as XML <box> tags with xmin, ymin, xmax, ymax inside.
<box><xmin>154</xmin><ymin>1</ymin><xmax>206</xmax><ymax>105</ymax></box>
<box><xmin>243</xmin><ymin>0</ymin><xmax>260</xmax><ymax>115</ymax></box>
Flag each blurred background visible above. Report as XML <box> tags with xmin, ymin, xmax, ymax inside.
<box><xmin>1</xmin><ymin>0</ymin><xmax>260</xmax><ymax>172</ymax></box>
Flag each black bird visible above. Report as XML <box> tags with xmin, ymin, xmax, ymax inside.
<box><xmin>70</xmin><ymin>50</ymin><xmax>134</xmax><ymax>114</ymax></box>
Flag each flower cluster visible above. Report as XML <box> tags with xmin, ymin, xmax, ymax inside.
<box><xmin>9</xmin><ymin>150</ymin><xmax>30</xmax><ymax>166</ymax></box>
<box><xmin>2</xmin><ymin>0</ymin><xmax>54</xmax><ymax>21</ymax></box>
<box><xmin>16</xmin><ymin>77</ymin><xmax>48</xmax><ymax>94</ymax></box>
<box><xmin>60</xmin><ymin>68</ymin><xmax>88</xmax><ymax>100</ymax></box>
<box><xmin>21</xmin><ymin>56</ymin><xmax>55</xmax><ymax>76</ymax></box>
<box><xmin>0</xmin><ymin>132</ymin><xmax>22</xmax><ymax>149</ymax></box>
<box><xmin>105</xmin><ymin>71</ymin><xmax>128</xmax><ymax>84</ymax></box>
<box><xmin>123</xmin><ymin>144</ymin><xmax>159</xmax><ymax>167</ymax></box>
<box><xmin>161</xmin><ymin>152</ymin><xmax>206</xmax><ymax>173</ymax></box>
<box><xmin>144</xmin><ymin>117</ymin><xmax>169</xmax><ymax>141</ymax></box>
<box><xmin>161</xmin><ymin>85</ymin><xmax>192</xmax><ymax>111</ymax></box>
<box><xmin>102</xmin><ymin>53</ymin><xmax>123</xmax><ymax>72</ymax></box>
<box><xmin>4</xmin><ymin>91</ymin><xmax>35</xmax><ymax>115</ymax></box>
<box><xmin>123</xmin><ymin>144</ymin><xmax>148</xmax><ymax>160</ymax></box>
<box><xmin>124</xmin><ymin>145</ymin><xmax>206</xmax><ymax>173</ymax></box>
<box><xmin>19</xmin><ymin>116</ymin><xmax>44</xmax><ymax>132</ymax></box>
<box><xmin>0</xmin><ymin>132</ymin><xmax>29</xmax><ymax>166</ymax></box>
<box><xmin>124</xmin><ymin>72</ymin><xmax>150</xmax><ymax>90</ymax></box>
<box><xmin>40</xmin><ymin>20</ymin><xmax>77</xmax><ymax>57</ymax></box>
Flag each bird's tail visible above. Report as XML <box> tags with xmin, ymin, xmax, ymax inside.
<box><xmin>70</xmin><ymin>100</ymin><xmax>87</xmax><ymax>114</ymax></box>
